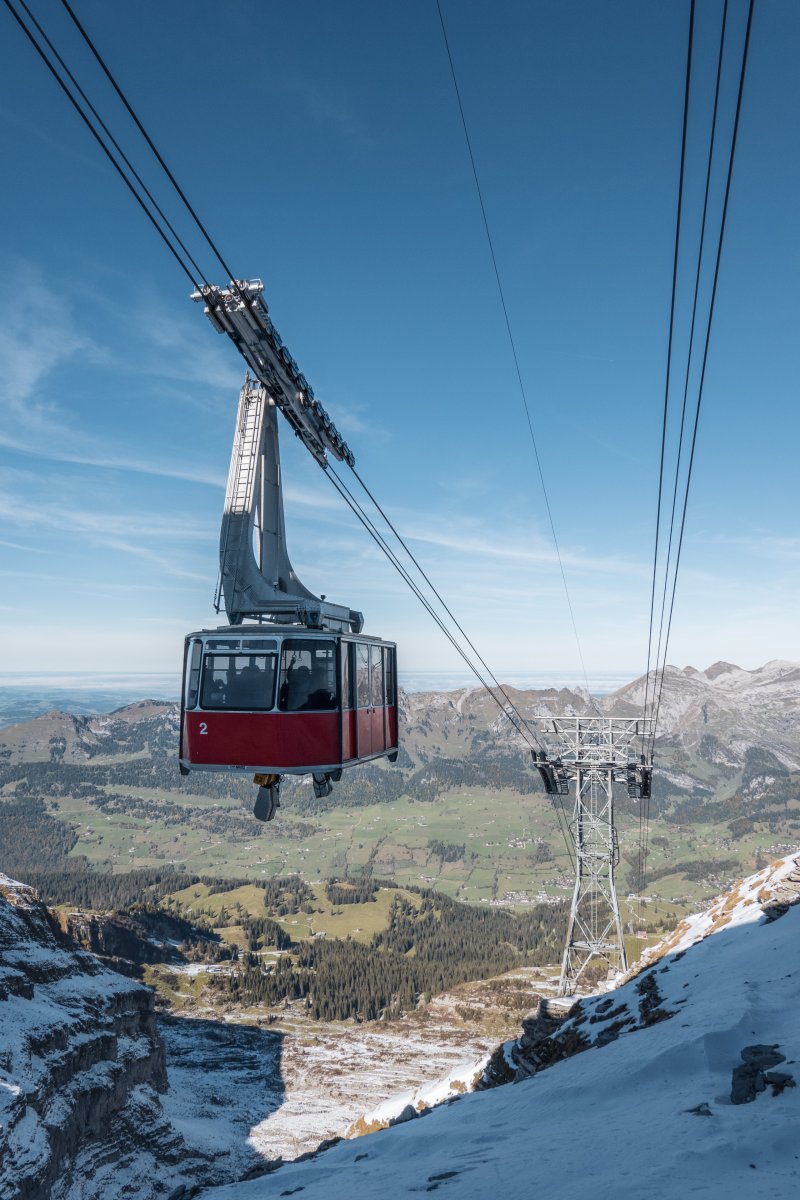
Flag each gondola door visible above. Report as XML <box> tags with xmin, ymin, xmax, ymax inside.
<box><xmin>341</xmin><ymin>641</ymin><xmax>356</xmax><ymax>761</ymax></box>
<box><xmin>384</xmin><ymin>645</ymin><xmax>398</xmax><ymax>750</ymax></box>
<box><xmin>355</xmin><ymin>642</ymin><xmax>373</xmax><ymax>756</ymax></box>
<box><xmin>369</xmin><ymin>644</ymin><xmax>386</xmax><ymax>755</ymax></box>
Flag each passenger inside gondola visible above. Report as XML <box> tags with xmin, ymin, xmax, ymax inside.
<box><xmin>236</xmin><ymin>660</ymin><xmax>268</xmax><ymax>707</ymax></box>
<box><xmin>305</xmin><ymin>660</ymin><xmax>336</xmax><ymax>710</ymax></box>
<box><xmin>282</xmin><ymin>664</ymin><xmax>312</xmax><ymax>710</ymax></box>
<box><xmin>279</xmin><ymin>640</ymin><xmax>338</xmax><ymax>711</ymax></box>
<box><xmin>200</xmin><ymin>653</ymin><xmax>277</xmax><ymax>710</ymax></box>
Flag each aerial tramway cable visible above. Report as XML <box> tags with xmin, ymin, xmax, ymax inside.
<box><xmin>637</xmin><ymin>0</ymin><xmax>697</xmax><ymax>921</ymax></box>
<box><xmin>325</xmin><ymin>465</ymin><xmax>578</xmax><ymax>871</ymax></box>
<box><xmin>1</xmin><ymin>0</ymin><xmax>200</xmax><ymax>288</ymax></box>
<box><xmin>651</xmin><ymin>0</ymin><xmax>755</xmax><ymax>737</ymax></box>
<box><xmin>59</xmin><ymin>0</ymin><xmax>238</xmax><ymax>289</ymax></box>
<box><xmin>348</xmin><ymin>464</ymin><xmax>545</xmax><ymax>752</ymax></box>
<box><xmin>435</xmin><ymin>0</ymin><xmax>589</xmax><ymax>690</ymax></box>
<box><xmin>639</xmin><ymin>0</ymin><xmax>755</xmax><ymax>914</ymax></box>
<box><xmin>12</xmin><ymin>0</ymin><xmax>209</xmax><ymax>288</ymax></box>
<box><xmin>328</xmin><ymin>465</ymin><xmax>579</xmax><ymax>864</ymax></box>
<box><xmin>641</xmin><ymin>0</ymin><xmax>697</xmax><ymax>747</ymax></box>
<box><xmin>649</xmin><ymin>0</ymin><xmax>730</xmax><ymax>735</ymax></box>
<box><xmin>328</xmin><ymin>469</ymin><xmax>540</xmax><ymax>749</ymax></box>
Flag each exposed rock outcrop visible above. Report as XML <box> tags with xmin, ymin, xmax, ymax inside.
<box><xmin>730</xmin><ymin>1044</ymin><xmax>793</xmax><ymax>1104</ymax></box>
<box><xmin>480</xmin><ymin>998</ymin><xmax>578</xmax><ymax>1087</ymax></box>
<box><xmin>0</xmin><ymin>874</ymin><xmax>206</xmax><ymax>1200</ymax></box>
<box><xmin>59</xmin><ymin>908</ymin><xmax>206</xmax><ymax>980</ymax></box>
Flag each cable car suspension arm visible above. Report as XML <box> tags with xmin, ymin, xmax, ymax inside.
<box><xmin>192</xmin><ymin>279</ymin><xmax>353</xmax><ymax>470</ymax></box>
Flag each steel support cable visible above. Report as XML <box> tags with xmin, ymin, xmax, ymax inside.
<box><xmin>348</xmin><ymin>463</ymin><xmax>543</xmax><ymax>757</ymax></box>
<box><xmin>15</xmin><ymin>0</ymin><xmax>209</xmax><ymax>287</ymax></box>
<box><xmin>649</xmin><ymin>0</ymin><xmax>730</xmax><ymax>754</ymax></box>
<box><xmin>642</xmin><ymin>0</ymin><xmax>697</xmax><ymax>745</ymax></box>
<box><xmin>336</xmin><ymin>473</ymin><xmax>579</xmax><ymax>873</ymax></box>
<box><xmin>652</xmin><ymin>0</ymin><xmax>755</xmax><ymax>747</ymax></box>
<box><xmin>642</xmin><ymin>0</ymin><xmax>755</xmax><ymax>921</ymax></box>
<box><xmin>328</xmin><ymin>471</ymin><xmax>578</xmax><ymax>874</ymax></box>
<box><xmin>434</xmin><ymin>0</ymin><xmax>588</xmax><ymax>689</ymax></box>
<box><xmin>60</xmin><ymin>0</ymin><xmax>239</xmax><ymax>287</ymax></box>
<box><xmin>636</xmin><ymin>0</ymin><xmax>695</xmax><ymax>935</ymax></box>
<box><xmin>329</xmin><ymin>466</ymin><xmax>541</xmax><ymax>751</ymax></box>
<box><xmin>2</xmin><ymin>0</ymin><xmax>198</xmax><ymax>287</ymax></box>
<box><xmin>323</xmin><ymin>463</ymin><xmax>578</xmax><ymax>874</ymax></box>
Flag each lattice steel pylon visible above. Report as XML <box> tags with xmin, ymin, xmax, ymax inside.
<box><xmin>533</xmin><ymin>717</ymin><xmax>653</xmax><ymax>997</ymax></box>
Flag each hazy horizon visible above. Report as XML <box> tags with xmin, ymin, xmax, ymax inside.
<box><xmin>1</xmin><ymin>655</ymin><xmax>796</xmax><ymax>729</ymax></box>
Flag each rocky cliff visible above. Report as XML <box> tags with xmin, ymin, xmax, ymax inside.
<box><xmin>0</xmin><ymin>873</ymin><xmax>207</xmax><ymax>1200</ymax></box>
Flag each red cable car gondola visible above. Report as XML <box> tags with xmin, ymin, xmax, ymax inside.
<box><xmin>179</xmin><ymin>282</ymin><xmax>399</xmax><ymax>820</ymax></box>
<box><xmin>180</xmin><ymin>627</ymin><xmax>398</xmax><ymax>818</ymax></box>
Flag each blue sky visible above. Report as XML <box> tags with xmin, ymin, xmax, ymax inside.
<box><xmin>1</xmin><ymin>0</ymin><xmax>799</xmax><ymax>680</ymax></box>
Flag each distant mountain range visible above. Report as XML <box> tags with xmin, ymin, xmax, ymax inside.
<box><xmin>0</xmin><ymin>669</ymin><xmax>632</xmax><ymax>729</ymax></box>
<box><xmin>1</xmin><ymin>661</ymin><xmax>798</xmax><ymax>915</ymax></box>
<box><xmin>402</xmin><ymin>658</ymin><xmax>800</xmax><ymax>762</ymax></box>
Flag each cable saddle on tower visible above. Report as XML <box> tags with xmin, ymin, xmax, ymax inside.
<box><xmin>532</xmin><ymin>750</ymin><xmax>570</xmax><ymax>796</ymax></box>
<box><xmin>626</xmin><ymin>761</ymin><xmax>653</xmax><ymax>800</ymax></box>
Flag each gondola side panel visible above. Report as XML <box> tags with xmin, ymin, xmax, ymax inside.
<box><xmin>184</xmin><ymin>710</ymin><xmax>340</xmax><ymax>770</ymax></box>
<box><xmin>342</xmin><ymin>708</ymin><xmax>357</xmax><ymax>760</ymax></box>
<box><xmin>387</xmin><ymin>704</ymin><xmax>398</xmax><ymax>750</ymax></box>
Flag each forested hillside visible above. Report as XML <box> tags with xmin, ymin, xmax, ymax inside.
<box><xmin>216</xmin><ymin>884</ymin><xmax>566</xmax><ymax>1020</ymax></box>
<box><xmin>15</xmin><ymin>863</ymin><xmax>566</xmax><ymax>1024</ymax></box>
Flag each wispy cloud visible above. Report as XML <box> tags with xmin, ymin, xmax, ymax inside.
<box><xmin>0</xmin><ymin>260</ymin><xmax>233</xmax><ymax>486</ymax></box>
<box><xmin>0</xmin><ymin>465</ymin><xmax>218</xmax><ymax>584</ymax></box>
<box><xmin>99</xmin><ymin>538</ymin><xmax>209</xmax><ymax>582</ymax></box>
<box><xmin>0</xmin><ymin>478</ymin><xmax>216</xmax><ymax>544</ymax></box>
<box><xmin>0</xmin><ymin>538</ymin><xmax>51</xmax><ymax>554</ymax></box>
<box><xmin>281</xmin><ymin>77</ymin><xmax>374</xmax><ymax>152</ymax></box>
<box><xmin>0</xmin><ymin>262</ymin><xmax>98</xmax><ymax>435</ymax></box>
<box><xmin>311</xmin><ymin>490</ymin><xmax>649</xmax><ymax>580</ymax></box>
<box><xmin>0</xmin><ymin>567</ymin><xmax>198</xmax><ymax>593</ymax></box>
<box><xmin>711</xmin><ymin>532</ymin><xmax>800</xmax><ymax>564</ymax></box>
<box><xmin>404</xmin><ymin>521</ymin><xmax>646</xmax><ymax>577</ymax></box>
<box><xmin>125</xmin><ymin>296</ymin><xmax>243</xmax><ymax>394</ymax></box>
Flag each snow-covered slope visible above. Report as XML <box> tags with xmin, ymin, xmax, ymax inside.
<box><xmin>348</xmin><ymin>1053</ymin><xmax>491</xmax><ymax>1137</ymax></box>
<box><xmin>201</xmin><ymin>855</ymin><xmax>800</xmax><ymax>1200</ymax></box>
